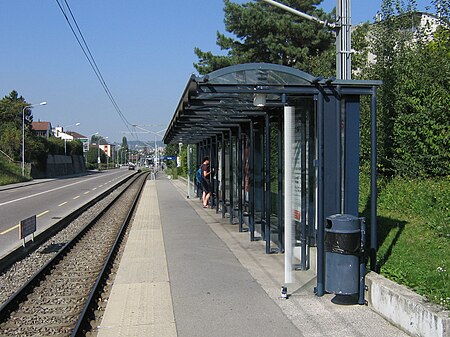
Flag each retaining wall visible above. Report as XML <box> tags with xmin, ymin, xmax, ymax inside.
<box><xmin>31</xmin><ymin>155</ymin><xmax>85</xmax><ymax>178</ymax></box>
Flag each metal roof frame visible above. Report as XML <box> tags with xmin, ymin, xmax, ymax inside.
<box><xmin>164</xmin><ymin>63</ymin><xmax>381</xmax><ymax>144</ymax></box>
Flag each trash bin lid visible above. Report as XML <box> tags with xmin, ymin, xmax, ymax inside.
<box><xmin>326</xmin><ymin>214</ymin><xmax>360</xmax><ymax>231</ymax></box>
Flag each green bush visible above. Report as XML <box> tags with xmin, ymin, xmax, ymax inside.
<box><xmin>0</xmin><ymin>155</ymin><xmax>30</xmax><ymax>185</ymax></box>
<box><xmin>358</xmin><ymin>6</ymin><xmax>450</xmax><ymax>178</ymax></box>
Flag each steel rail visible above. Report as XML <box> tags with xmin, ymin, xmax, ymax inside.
<box><xmin>0</xmin><ymin>172</ymin><xmax>147</xmax><ymax>326</ymax></box>
<box><xmin>0</xmin><ymin>172</ymin><xmax>138</xmax><ymax>274</ymax></box>
<box><xmin>71</xmin><ymin>172</ymin><xmax>149</xmax><ymax>336</ymax></box>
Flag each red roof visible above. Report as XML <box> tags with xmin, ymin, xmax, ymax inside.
<box><xmin>31</xmin><ymin>122</ymin><xmax>51</xmax><ymax>131</ymax></box>
<box><xmin>67</xmin><ymin>131</ymin><xmax>87</xmax><ymax>139</ymax></box>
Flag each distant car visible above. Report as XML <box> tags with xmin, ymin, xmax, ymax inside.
<box><xmin>128</xmin><ymin>164</ymin><xmax>135</xmax><ymax>170</ymax></box>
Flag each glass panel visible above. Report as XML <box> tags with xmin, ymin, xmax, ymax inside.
<box><xmin>209</xmin><ymin>69</ymin><xmax>310</xmax><ymax>86</ymax></box>
<box><xmin>290</xmin><ymin>97</ymin><xmax>316</xmax><ymax>270</ymax></box>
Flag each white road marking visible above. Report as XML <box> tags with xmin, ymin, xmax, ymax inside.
<box><xmin>0</xmin><ymin>172</ymin><xmax>129</xmax><ymax>207</ymax></box>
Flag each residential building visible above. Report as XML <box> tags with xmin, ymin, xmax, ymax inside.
<box><xmin>31</xmin><ymin>121</ymin><xmax>52</xmax><ymax>138</ymax></box>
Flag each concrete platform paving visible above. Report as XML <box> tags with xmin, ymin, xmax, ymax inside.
<box><xmin>97</xmin><ymin>177</ymin><xmax>409</xmax><ymax>337</ymax></box>
<box><xmin>97</xmin><ymin>180</ymin><xmax>176</xmax><ymax>336</ymax></box>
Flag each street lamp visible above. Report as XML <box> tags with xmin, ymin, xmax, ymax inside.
<box><xmin>62</xmin><ymin>122</ymin><xmax>80</xmax><ymax>155</ymax></box>
<box><xmin>22</xmin><ymin>101</ymin><xmax>47</xmax><ymax>176</ymax></box>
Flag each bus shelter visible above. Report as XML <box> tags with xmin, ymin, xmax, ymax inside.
<box><xmin>163</xmin><ymin>63</ymin><xmax>380</xmax><ymax>296</ymax></box>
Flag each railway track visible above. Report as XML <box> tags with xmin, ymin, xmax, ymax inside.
<box><xmin>0</xmin><ymin>172</ymin><xmax>149</xmax><ymax>336</ymax></box>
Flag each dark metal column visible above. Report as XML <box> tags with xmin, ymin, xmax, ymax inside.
<box><xmin>344</xmin><ymin>96</ymin><xmax>360</xmax><ymax>216</ymax></box>
<box><xmin>238</xmin><ymin>125</ymin><xmax>244</xmax><ymax>231</ymax></box>
<box><xmin>214</xmin><ymin>135</ymin><xmax>220</xmax><ymax>213</ymax></box>
<box><xmin>209</xmin><ymin>137</ymin><xmax>214</xmax><ymax>208</ymax></box>
<box><xmin>249</xmin><ymin>120</ymin><xmax>255</xmax><ymax>241</ymax></box>
<box><xmin>370</xmin><ymin>86</ymin><xmax>378</xmax><ymax>271</ymax></box>
<box><xmin>316</xmin><ymin>92</ymin><xmax>325</xmax><ymax>297</ymax></box>
<box><xmin>229</xmin><ymin>129</ymin><xmax>234</xmax><ymax>224</ymax></box>
<box><xmin>196</xmin><ymin>142</ymin><xmax>201</xmax><ymax>198</ymax></box>
<box><xmin>265</xmin><ymin>114</ymin><xmax>271</xmax><ymax>254</ymax></box>
<box><xmin>308</xmin><ymin>108</ymin><xmax>316</xmax><ymax>246</ymax></box>
<box><xmin>221</xmin><ymin>132</ymin><xmax>226</xmax><ymax>218</ymax></box>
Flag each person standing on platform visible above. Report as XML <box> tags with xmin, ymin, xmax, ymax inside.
<box><xmin>201</xmin><ymin>157</ymin><xmax>211</xmax><ymax>208</ymax></box>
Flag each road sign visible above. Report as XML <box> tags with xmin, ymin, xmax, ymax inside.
<box><xmin>82</xmin><ymin>141</ymin><xmax>89</xmax><ymax>152</ymax></box>
<box><xmin>19</xmin><ymin>215</ymin><xmax>36</xmax><ymax>247</ymax></box>
<box><xmin>164</xmin><ymin>156</ymin><xmax>177</xmax><ymax>160</ymax></box>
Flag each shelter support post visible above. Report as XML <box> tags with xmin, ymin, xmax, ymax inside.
<box><xmin>316</xmin><ymin>93</ymin><xmax>325</xmax><ymax>296</ymax></box>
<box><xmin>265</xmin><ymin>114</ymin><xmax>271</xmax><ymax>254</ymax></box>
<box><xmin>249</xmin><ymin>121</ymin><xmax>255</xmax><ymax>241</ymax></box>
<box><xmin>284</xmin><ymin>106</ymin><xmax>294</xmax><ymax>283</ymax></box>
<box><xmin>229</xmin><ymin>129</ymin><xmax>234</xmax><ymax>224</ymax></box>
<box><xmin>187</xmin><ymin>145</ymin><xmax>191</xmax><ymax>199</ymax></box>
<box><xmin>221</xmin><ymin>132</ymin><xmax>226</xmax><ymax>218</ymax></box>
<box><xmin>238</xmin><ymin>125</ymin><xmax>244</xmax><ymax>231</ymax></box>
<box><xmin>344</xmin><ymin>96</ymin><xmax>360</xmax><ymax>216</ymax></box>
<box><xmin>370</xmin><ymin>86</ymin><xmax>378</xmax><ymax>271</ymax></box>
<box><xmin>214</xmin><ymin>135</ymin><xmax>220</xmax><ymax>213</ymax></box>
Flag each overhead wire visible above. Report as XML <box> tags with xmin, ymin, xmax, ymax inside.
<box><xmin>54</xmin><ymin>0</ymin><xmax>139</xmax><ymax>141</ymax></box>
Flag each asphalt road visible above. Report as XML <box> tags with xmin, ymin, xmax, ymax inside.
<box><xmin>0</xmin><ymin>169</ymin><xmax>135</xmax><ymax>258</ymax></box>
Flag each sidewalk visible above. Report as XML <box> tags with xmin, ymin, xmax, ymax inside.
<box><xmin>97</xmin><ymin>177</ymin><xmax>408</xmax><ymax>337</ymax></box>
<box><xmin>0</xmin><ymin>172</ymin><xmax>93</xmax><ymax>192</ymax></box>
<box><xmin>0</xmin><ymin>178</ymin><xmax>55</xmax><ymax>192</ymax></box>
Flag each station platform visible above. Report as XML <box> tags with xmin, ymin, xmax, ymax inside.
<box><xmin>96</xmin><ymin>176</ymin><xmax>408</xmax><ymax>337</ymax></box>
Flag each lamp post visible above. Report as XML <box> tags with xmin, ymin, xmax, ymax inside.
<box><xmin>140</xmin><ymin>128</ymin><xmax>167</xmax><ymax>171</ymax></box>
<box><xmin>62</xmin><ymin>122</ymin><xmax>80</xmax><ymax>155</ymax></box>
<box><xmin>22</xmin><ymin>101</ymin><xmax>47</xmax><ymax>176</ymax></box>
<box><xmin>97</xmin><ymin>136</ymin><xmax>108</xmax><ymax>170</ymax></box>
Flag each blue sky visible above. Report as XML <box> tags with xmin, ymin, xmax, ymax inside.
<box><xmin>0</xmin><ymin>0</ymin><xmax>433</xmax><ymax>143</ymax></box>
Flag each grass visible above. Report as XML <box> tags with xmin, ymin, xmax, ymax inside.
<box><xmin>359</xmin><ymin>170</ymin><xmax>450</xmax><ymax>310</ymax></box>
<box><xmin>0</xmin><ymin>155</ymin><xmax>31</xmax><ymax>186</ymax></box>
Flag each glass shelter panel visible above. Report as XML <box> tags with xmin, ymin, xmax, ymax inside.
<box><xmin>289</xmin><ymin>97</ymin><xmax>316</xmax><ymax>273</ymax></box>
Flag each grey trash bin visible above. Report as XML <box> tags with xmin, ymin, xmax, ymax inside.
<box><xmin>325</xmin><ymin>214</ymin><xmax>363</xmax><ymax>295</ymax></box>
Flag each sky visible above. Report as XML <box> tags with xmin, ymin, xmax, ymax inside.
<box><xmin>0</xmin><ymin>0</ymin><xmax>434</xmax><ymax>144</ymax></box>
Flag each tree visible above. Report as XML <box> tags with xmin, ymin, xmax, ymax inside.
<box><xmin>0</xmin><ymin>122</ymin><xmax>21</xmax><ymax>160</ymax></box>
<box><xmin>351</xmin><ymin>22</ymin><xmax>371</xmax><ymax>77</ymax></box>
<box><xmin>0</xmin><ymin>91</ymin><xmax>32</xmax><ymax>128</ymax></box>
<box><xmin>0</xmin><ymin>91</ymin><xmax>33</xmax><ymax>161</ymax></box>
<box><xmin>121</xmin><ymin>136</ymin><xmax>128</xmax><ymax>150</ymax></box>
<box><xmin>194</xmin><ymin>0</ymin><xmax>335</xmax><ymax>76</ymax></box>
<box><xmin>358</xmin><ymin>0</ymin><xmax>450</xmax><ymax>177</ymax></box>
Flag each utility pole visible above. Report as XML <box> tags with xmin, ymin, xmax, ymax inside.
<box><xmin>336</xmin><ymin>0</ymin><xmax>352</xmax><ymax>80</ymax></box>
<box><xmin>260</xmin><ymin>0</ymin><xmax>352</xmax><ymax>79</ymax></box>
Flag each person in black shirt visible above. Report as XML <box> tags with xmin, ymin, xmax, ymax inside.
<box><xmin>201</xmin><ymin>157</ymin><xmax>211</xmax><ymax>208</ymax></box>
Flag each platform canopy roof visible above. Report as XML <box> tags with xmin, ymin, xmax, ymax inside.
<box><xmin>163</xmin><ymin>63</ymin><xmax>380</xmax><ymax>144</ymax></box>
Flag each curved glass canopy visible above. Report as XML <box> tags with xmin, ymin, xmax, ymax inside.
<box><xmin>163</xmin><ymin>63</ymin><xmax>380</xmax><ymax>144</ymax></box>
<box><xmin>205</xmin><ymin>63</ymin><xmax>316</xmax><ymax>86</ymax></box>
